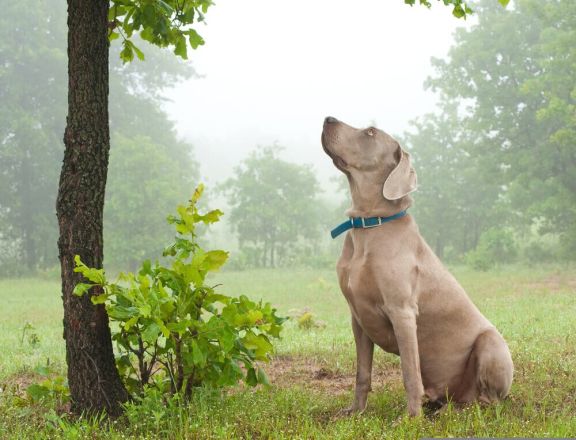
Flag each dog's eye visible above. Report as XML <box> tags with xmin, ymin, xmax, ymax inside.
<box><xmin>366</xmin><ymin>128</ymin><xmax>375</xmax><ymax>137</ymax></box>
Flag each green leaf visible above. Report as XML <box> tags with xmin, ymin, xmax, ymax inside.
<box><xmin>141</xmin><ymin>4</ymin><xmax>156</xmax><ymax>26</ymax></box>
<box><xmin>73</xmin><ymin>255</ymin><xmax>106</xmax><ymax>284</ymax></box>
<box><xmin>141</xmin><ymin>322</ymin><xmax>160</xmax><ymax>343</ymax></box>
<box><xmin>257</xmin><ymin>367</ymin><xmax>270</xmax><ymax>386</ymax></box>
<box><xmin>218</xmin><ymin>327</ymin><xmax>235</xmax><ymax>353</ymax></box>
<box><xmin>73</xmin><ymin>283</ymin><xmax>93</xmax><ymax>297</ymax></box>
<box><xmin>191</xmin><ymin>340</ymin><xmax>207</xmax><ymax>366</ymax></box>
<box><xmin>124</xmin><ymin>316</ymin><xmax>139</xmax><ymax>331</ymax></box>
<box><xmin>182</xmin><ymin>6</ymin><xmax>195</xmax><ymax>22</ymax></box>
<box><xmin>33</xmin><ymin>365</ymin><xmax>51</xmax><ymax>376</ymax></box>
<box><xmin>139</xmin><ymin>259</ymin><xmax>152</xmax><ymax>276</ymax></box>
<box><xmin>120</xmin><ymin>40</ymin><xmax>134</xmax><ymax>63</ymax></box>
<box><xmin>200</xmin><ymin>1</ymin><xmax>212</xmax><ymax>14</ymax></box>
<box><xmin>108</xmin><ymin>305</ymin><xmax>139</xmax><ymax>320</ymax></box>
<box><xmin>245</xmin><ymin>367</ymin><xmax>258</xmax><ymax>386</ymax></box>
<box><xmin>132</xmin><ymin>42</ymin><xmax>145</xmax><ymax>60</ymax></box>
<box><xmin>157</xmin><ymin>0</ymin><xmax>174</xmax><ymax>15</ymax></box>
<box><xmin>243</xmin><ymin>331</ymin><xmax>274</xmax><ymax>360</ymax></box>
<box><xmin>140</xmin><ymin>26</ymin><xmax>155</xmax><ymax>43</ymax></box>
<box><xmin>191</xmin><ymin>184</ymin><xmax>204</xmax><ymax>203</ymax></box>
<box><xmin>174</xmin><ymin>33</ymin><xmax>188</xmax><ymax>59</ymax></box>
<box><xmin>498</xmin><ymin>0</ymin><xmax>510</xmax><ymax>6</ymax></box>
<box><xmin>91</xmin><ymin>293</ymin><xmax>108</xmax><ymax>305</ymax></box>
<box><xmin>155</xmin><ymin>319</ymin><xmax>170</xmax><ymax>338</ymax></box>
<box><xmin>166</xmin><ymin>320</ymin><xmax>191</xmax><ymax>335</ymax></box>
<box><xmin>137</xmin><ymin>303</ymin><xmax>152</xmax><ymax>318</ymax></box>
<box><xmin>205</xmin><ymin>292</ymin><xmax>231</xmax><ymax>305</ymax></box>
<box><xmin>202</xmin><ymin>250</ymin><xmax>228</xmax><ymax>271</ymax></box>
<box><xmin>187</xmin><ymin>29</ymin><xmax>204</xmax><ymax>49</ymax></box>
<box><xmin>198</xmin><ymin>209</ymin><xmax>223</xmax><ymax>225</ymax></box>
<box><xmin>175</xmin><ymin>261</ymin><xmax>202</xmax><ymax>285</ymax></box>
<box><xmin>246</xmin><ymin>309</ymin><xmax>263</xmax><ymax>325</ymax></box>
<box><xmin>452</xmin><ymin>4</ymin><xmax>465</xmax><ymax>18</ymax></box>
<box><xmin>26</xmin><ymin>384</ymin><xmax>50</xmax><ymax>402</ymax></box>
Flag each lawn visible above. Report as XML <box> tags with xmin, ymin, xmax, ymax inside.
<box><xmin>1</xmin><ymin>265</ymin><xmax>575</xmax><ymax>438</ymax></box>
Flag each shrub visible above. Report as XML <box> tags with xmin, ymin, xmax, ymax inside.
<box><xmin>465</xmin><ymin>227</ymin><xmax>517</xmax><ymax>271</ymax></box>
<box><xmin>288</xmin><ymin>308</ymin><xmax>326</xmax><ymax>330</ymax></box>
<box><xmin>73</xmin><ymin>185</ymin><xmax>284</xmax><ymax>398</ymax></box>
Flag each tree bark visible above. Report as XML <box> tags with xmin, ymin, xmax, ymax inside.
<box><xmin>56</xmin><ymin>0</ymin><xmax>128</xmax><ymax>415</ymax></box>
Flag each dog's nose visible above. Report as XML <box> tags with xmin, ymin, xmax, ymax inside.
<box><xmin>324</xmin><ymin>116</ymin><xmax>338</xmax><ymax>124</ymax></box>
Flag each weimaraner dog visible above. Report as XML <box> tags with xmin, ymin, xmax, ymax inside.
<box><xmin>321</xmin><ymin>117</ymin><xmax>513</xmax><ymax>417</ymax></box>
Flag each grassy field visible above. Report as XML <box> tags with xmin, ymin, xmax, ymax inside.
<box><xmin>1</xmin><ymin>265</ymin><xmax>575</xmax><ymax>438</ymax></box>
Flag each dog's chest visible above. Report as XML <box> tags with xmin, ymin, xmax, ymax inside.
<box><xmin>337</xmin><ymin>251</ymin><xmax>399</xmax><ymax>353</ymax></box>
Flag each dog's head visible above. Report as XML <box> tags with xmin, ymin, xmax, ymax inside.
<box><xmin>321</xmin><ymin>116</ymin><xmax>417</xmax><ymax>201</ymax></box>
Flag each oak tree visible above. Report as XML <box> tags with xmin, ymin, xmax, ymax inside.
<box><xmin>58</xmin><ymin>0</ymin><xmax>211</xmax><ymax>415</ymax></box>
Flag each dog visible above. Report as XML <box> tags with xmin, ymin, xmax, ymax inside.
<box><xmin>321</xmin><ymin>116</ymin><xmax>513</xmax><ymax>417</ymax></box>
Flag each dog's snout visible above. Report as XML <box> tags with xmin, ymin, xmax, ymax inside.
<box><xmin>324</xmin><ymin>116</ymin><xmax>338</xmax><ymax>124</ymax></box>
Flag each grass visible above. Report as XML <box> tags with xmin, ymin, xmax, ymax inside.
<box><xmin>0</xmin><ymin>264</ymin><xmax>575</xmax><ymax>438</ymax></box>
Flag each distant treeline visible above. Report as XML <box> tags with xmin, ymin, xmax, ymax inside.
<box><xmin>0</xmin><ymin>0</ymin><xmax>574</xmax><ymax>275</ymax></box>
<box><xmin>405</xmin><ymin>0</ymin><xmax>576</xmax><ymax>269</ymax></box>
<box><xmin>0</xmin><ymin>0</ymin><xmax>198</xmax><ymax>276</ymax></box>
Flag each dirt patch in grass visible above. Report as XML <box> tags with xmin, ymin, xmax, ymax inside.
<box><xmin>265</xmin><ymin>355</ymin><xmax>401</xmax><ymax>396</ymax></box>
<box><xmin>524</xmin><ymin>273</ymin><xmax>576</xmax><ymax>294</ymax></box>
<box><xmin>0</xmin><ymin>370</ymin><xmax>43</xmax><ymax>397</ymax></box>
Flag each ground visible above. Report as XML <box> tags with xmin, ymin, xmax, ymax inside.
<box><xmin>0</xmin><ymin>265</ymin><xmax>575</xmax><ymax>438</ymax></box>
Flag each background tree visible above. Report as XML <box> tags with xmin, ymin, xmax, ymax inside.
<box><xmin>0</xmin><ymin>0</ymin><xmax>199</xmax><ymax>275</ymax></box>
<box><xmin>0</xmin><ymin>1</ymin><xmax>66</xmax><ymax>272</ymax></box>
<box><xmin>404</xmin><ymin>103</ymin><xmax>509</xmax><ymax>260</ymax></box>
<box><xmin>105</xmin><ymin>134</ymin><xmax>198</xmax><ymax>269</ymax></box>
<box><xmin>222</xmin><ymin>147</ymin><xmax>322</xmax><ymax>268</ymax></box>
<box><xmin>407</xmin><ymin>0</ymin><xmax>576</xmax><ymax>262</ymax></box>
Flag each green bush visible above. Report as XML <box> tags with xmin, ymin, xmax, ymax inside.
<box><xmin>26</xmin><ymin>366</ymin><xmax>70</xmax><ymax>407</ymax></box>
<box><xmin>74</xmin><ymin>185</ymin><xmax>285</xmax><ymax>399</ymax></box>
<box><xmin>522</xmin><ymin>241</ymin><xmax>557</xmax><ymax>264</ymax></box>
<box><xmin>465</xmin><ymin>227</ymin><xmax>517</xmax><ymax>271</ymax></box>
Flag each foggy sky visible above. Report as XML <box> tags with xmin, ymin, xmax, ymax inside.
<box><xmin>165</xmin><ymin>0</ymin><xmax>469</xmax><ymax>190</ymax></box>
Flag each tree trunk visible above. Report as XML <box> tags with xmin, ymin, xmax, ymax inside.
<box><xmin>262</xmin><ymin>241</ymin><xmax>268</xmax><ymax>268</ymax></box>
<box><xmin>56</xmin><ymin>0</ymin><xmax>128</xmax><ymax>415</ymax></box>
<box><xmin>21</xmin><ymin>154</ymin><xmax>37</xmax><ymax>271</ymax></box>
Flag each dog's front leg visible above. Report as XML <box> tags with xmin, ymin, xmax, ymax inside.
<box><xmin>390</xmin><ymin>309</ymin><xmax>424</xmax><ymax>417</ymax></box>
<box><xmin>342</xmin><ymin>315</ymin><xmax>374</xmax><ymax>415</ymax></box>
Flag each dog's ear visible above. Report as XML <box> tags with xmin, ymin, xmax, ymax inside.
<box><xmin>382</xmin><ymin>147</ymin><xmax>417</xmax><ymax>200</ymax></box>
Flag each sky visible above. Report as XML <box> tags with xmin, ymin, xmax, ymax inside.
<box><xmin>164</xmin><ymin>0</ymin><xmax>469</xmax><ymax>189</ymax></box>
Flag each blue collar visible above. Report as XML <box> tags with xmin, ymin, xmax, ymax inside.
<box><xmin>330</xmin><ymin>210</ymin><xmax>408</xmax><ymax>239</ymax></box>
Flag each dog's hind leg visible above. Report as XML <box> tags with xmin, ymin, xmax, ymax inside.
<box><xmin>474</xmin><ymin>328</ymin><xmax>513</xmax><ymax>403</ymax></box>
<box><xmin>454</xmin><ymin>328</ymin><xmax>513</xmax><ymax>404</ymax></box>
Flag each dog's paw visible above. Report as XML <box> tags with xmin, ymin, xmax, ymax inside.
<box><xmin>423</xmin><ymin>399</ymin><xmax>446</xmax><ymax>417</ymax></box>
<box><xmin>339</xmin><ymin>407</ymin><xmax>356</xmax><ymax>417</ymax></box>
<box><xmin>335</xmin><ymin>405</ymin><xmax>364</xmax><ymax>418</ymax></box>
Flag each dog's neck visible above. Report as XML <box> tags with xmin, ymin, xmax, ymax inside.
<box><xmin>345</xmin><ymin>172</ymin><xmax>412</xmax><ymax>218</ymax></box>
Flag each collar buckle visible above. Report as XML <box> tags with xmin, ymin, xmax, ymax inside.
<box><xmin>361</xmin><ymin>216</ymin><xmax>382</xmax><ymax>228</ymax></box>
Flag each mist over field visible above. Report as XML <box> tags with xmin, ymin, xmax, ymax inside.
<box><xmin>1</xmin><ymin>1</ymin><xmax>575</xmax><ymax>436</ymax></box>
<box><xmin>3</xmin><ymin>0</ymin><xmax>573</xmax><ymax>272</ymax></box>
<box><xmin>163</xmin><ymin>0</ymin><xmax>464</xmax><ymax>189</ymax></box>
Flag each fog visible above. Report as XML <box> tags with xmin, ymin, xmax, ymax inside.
<box><xmin>164</xmin><ymin>0</ymin><xmax>467</xmax><ymax>188</ymax></box>
<box><xmin>2</xmin><ymin>0</ymin><xmax>574</xmax><ymax>274</ymax></box>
